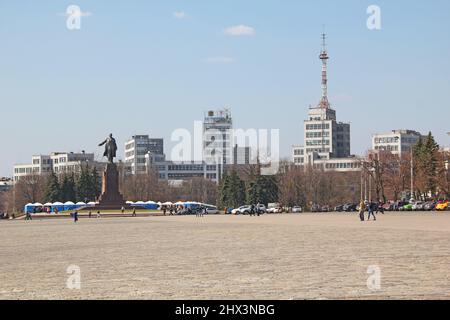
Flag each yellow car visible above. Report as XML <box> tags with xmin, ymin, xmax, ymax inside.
<box><xmin>435</xmin><ymin>201</ymin><xmax>449</xmax><ymax>211</ymax></box>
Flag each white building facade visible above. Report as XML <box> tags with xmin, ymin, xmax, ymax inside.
<box><xmin>372</xmin><ymin>130</ymin><xmax>423</xmax><ymax>154</ymax></box>
<box><xmin>14</xmin><ymin>152</ymin><xmax>96</xmax><ymax>181</ymax></box>
<box><xmin>124</xmin><ymin>135</ymin><xmax>164</xmax><ymax>175</ymax></box>
<box><xmin>203</xmin><ymin>109</ymin><xmax>233</xmax><ymax>166</ymax></box>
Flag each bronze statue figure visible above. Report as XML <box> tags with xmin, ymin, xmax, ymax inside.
<box><xmin>99</xmin><ymin>134</ymin><xmax>118</xmax><ymax>163</ymax></box>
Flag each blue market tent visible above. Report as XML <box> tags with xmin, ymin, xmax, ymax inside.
<box><xmin>144</xmin><ymin>201</ymin><xmax>159</xmax><ymax>210</ymax></box>
<box><xmin>52</xmin><ymin>202</ymin><xmax>65</xmax><ymax>212</ymax></box>
<box><xmin>75</xmin><ymin>202</ymin><xmax>86</xmax><ymax>209</ymax></box>
<box><xmin>24</xmin><ymin>203</ymin><xmax>34</xmax><ymax>214</ymax></box>
<box><xmin>132</xmin><ymin>201</ymin><xmax>146</xmax><ymax>208</ymax></box>
<box><xmin>64</xmin><ymin>201</ymin><xmax>77</xmax><ymax>211</ymax></box>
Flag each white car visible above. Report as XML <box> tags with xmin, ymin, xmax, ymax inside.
<box><xmin>292</xmin><ymin>206</ymin><xmax>303</xmax><ymax>213</ymax></box>
<box><xmin>256</xmin><ymin>204</ymin><xmax>267</xmax><ymax>213</ymax></box>
<box><xmin>205</xmin><ymin>205</ymin><xmax>219</xmax><ymax>214</ymax></box>
<box><xmin>231</xmin><ymin>206</ymin><xmax>252</xmax><ymax>215</ymax></box>
<box><xmin>267</xmin><ymin>207</ymin><xmax>283</xmax><ymax>214</ymax></box>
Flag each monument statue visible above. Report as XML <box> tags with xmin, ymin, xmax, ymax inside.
<box><xmin>93</xmin><ymin>133</ymin><xmax>128</xmax><ymax>210</ymax></box>
<box><xmin>98</xmin><ymin>134</ymin><xmax>117</xmax><ymax>163</ymax></box>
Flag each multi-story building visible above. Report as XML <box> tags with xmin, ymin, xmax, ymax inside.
<box><xmin>13</xmin><ymin>152</ymin><xmax>96</xmax><ymax>181</ymax></box>
<box><xmin>372</xmin><ymin>130</ymin><xmax>423</xmax><ymax>154</ymax></box>
<box><xmin>144</xmin><ymin>153</ymin><xmax>221</xmax><ymax>183</ymax></box>
<box><xmin>124</xmin><ymin>135</ymin><xmax>164</xmax><ymax>174</ymax></box>
<box><xmin>292</xmin><ymin>34</ymin><xmax>359</xmax><ymax>172</ymax></box>
<box><xmin>0</xmin><ymin>178</ymin><xmax>13</xmax><ymax>192</ymax></box>
<box><xmin>232</xmin><ymin>145</ymin><xmax>253</xmax><ymax>165</ymax></box>
<box><xmin>203</xmin><ymin>109</ymin><xmax>233</xmax><ymax>166</ymax></box>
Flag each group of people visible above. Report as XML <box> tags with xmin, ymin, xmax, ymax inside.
<box><xmin>359</xmin><ymin>200</ymin><xmax>385</xmax><ymax>221</ymax></box>
<box><xmin>195</xmin><ymin>206</ymin><xmax>208</xmax><ymax>218</ymax></box>
<box><xmin>249</xmin><ymin>204</ymin><xmax>263</xmax><ymax>217</ymax></box>
<box><xmin>162</xmin><ymin>205</ymin><xmax>180</xmax><ymax>216</ymax></box>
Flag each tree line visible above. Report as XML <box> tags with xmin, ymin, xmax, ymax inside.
<box><xmin>362</xmin><ymin>132</ymin><xmax>449</xmax><ymax>202</ymax></box>
<box><xmin>1</xmin><ymin>132</ymin><xmax>449</xmax><ymax>214</ymax></box>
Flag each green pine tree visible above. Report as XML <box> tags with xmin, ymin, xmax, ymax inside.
<box><xmin>61</xmin><ymin>174</ymin><xmax>77</xmax><ymax>202</ymax></box>
<box><xmin>91</xmin><ymin>167</ymin><xmax>101</xmax><ymax>201</ymax></box>
<box><xmin>43</xmin><ymin>171</ymin><xmax>61</xmax><ymax>203</ymax></box>
<box><xmin>76</xmin><ymin>165</ymin><xmax>91</xmax><ymax>203</ymax></box>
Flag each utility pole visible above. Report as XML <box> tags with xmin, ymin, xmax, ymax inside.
<box><xmin>410</xmin><ymin>148</ymin><xmax>414</xmax><ymax>201</ymax></box>
<box><xmin>360</xmin><ymin>169</ymin><xmax>364</xmax><ymax>201</ymax></box>
<box><xmin>364</xmin><ymin>172</ymin><xmax>368</xmax><ymax>201</ymax></box>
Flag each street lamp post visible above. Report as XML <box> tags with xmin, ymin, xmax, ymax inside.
<box><xmin>410</xmin><ymin>148</ymin><xmax>414</xmax><ymax>201</ymax></box>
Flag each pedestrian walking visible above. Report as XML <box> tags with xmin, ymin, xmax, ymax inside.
<box><xmin>96</xmin><ymin>211</ymin><xmax>101</xmax><ymax>218</ymax></box>
<box><xmin>88</xmin><ymin>211</ymin><xmax>92</xmax><ymax>218</ymax></box>
<box><xmin>201</xmin><ymin>206</ymin><xmax>207</xmax><ymax>218</ymax></box>
<box><xmin>132</xmin><ymin>208</ymin><xmax>137</xmax><ymax>217</ymax></box>
<box><xmin>376</xmin><ymin>201</ymin><xmax>385</xmax><ymax>215</ymax></box>
<box><xmin>73</xmin><ymin>211</ymin><xmax>79</xmax><ymax>223</ymax></box>
<box><xmin>359</xmin><ymin>200</ymin><xmax>365</xmax><ymax>221</ymax></box>
<box><xmin>367</xmin><ymin>202</ymin><xmax>376</xmax><ymax>221</ymax></box>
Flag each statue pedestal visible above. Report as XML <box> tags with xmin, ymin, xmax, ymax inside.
<box><xmin>97</xmin><ymin>163</ymin><xmax>126</xmax><ymax>209</ymax></box>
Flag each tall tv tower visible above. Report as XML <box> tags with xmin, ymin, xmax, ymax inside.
<box><xmin>318</xmin><ymin>33</ymin><xmax>330</xmax><ymax>108</ymax></box>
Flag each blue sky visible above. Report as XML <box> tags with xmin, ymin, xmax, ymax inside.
<box><xmin>1</xmin><ymin>0</ymin><xmax>450</xmax><ymax>176</ymax></box>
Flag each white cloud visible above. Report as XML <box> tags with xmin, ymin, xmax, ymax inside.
<box><xmin>224</xmin><ymin>25</ymin><xmax>255</xmax><ymax>36</ymax></box>
<box><xmin>204</xmin><ymin>57</ymin><xmax>236</xmax><ymax>64</ymax></box>
<box><xmin>173</xmin><ymin>11</ymin><xmax>186</xmax><ymax>19</ymax></box>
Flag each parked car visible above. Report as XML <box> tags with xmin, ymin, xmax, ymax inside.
<box><xmin>343</xmin><ymin>203</ymin><xmax>358</xmax><ymax>212</ymax></box>
<box><xmin>205</xmin><ymin>205</ymin><xmax>219</xmax><ymax>215</ymax></box>
<box><xmin>321</xmin><ymin>205</ymin><xmax>332</xmax><ymax>212</ymax></box>
<box><xmin>256</xmin><ymin>204</ymin><xmax>267</xmax><ymax>213</ymax></box>
<box><xmin>423</xmin><ymin>201</ymin><xmax>437</xmax><ymax>211</ymax></box>
<box><xmin>412</xmin><ymin>201</ymin><xmax>425</xmax><ymax>211</ymax></box>
<box><xmin>334</xmin><ymin>205</ymin><xmax>344</xmax><ymax>212</ymax></box>
<box><xmin>400</xmin><ymin>203</ymin><xmax>414</xmax><ymax>211</ymax></box>
<box><xmin>231</xmin><ymin>206</ymin><xmax>252</xmax><ymax>215</ymax></box>
<box><xmin>435</xmin><ymin>201</ymin><xmax>449</xmax><ymax>211</ymax></box>
<box><xmin>267</xmin><ymin>207</ymin><xmax>283</xmax><ymax>214</ymax></box>
<box><xmin>292</xmin><ymin>206</ymin><xmax>303</xmax><ymax>213</ymax></box>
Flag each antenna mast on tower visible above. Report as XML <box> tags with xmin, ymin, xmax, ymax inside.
<box><xmin>318</xmin><ymin>32</ymin><xmax>330</xmax><ymax>108</ymax></box>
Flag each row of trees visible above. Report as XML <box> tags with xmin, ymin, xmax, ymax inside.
<box><xmin>219</xmin><ymin>169</ymin><xmax>279</xmax><ymax>209</ymax></box>
<box><xmin>43</xmin><ymin>166</ymin><xmax>101</xmax><ymax>203</ymax></box>
<box><xmin>362</xmin><ymin>133</ymin><xmax>450</xmax><ymax>202</ymax></box>
<box><xmin>2</xmin><ymin>132</ymin><xmax>448</xmax><ymax>214</ymax></box>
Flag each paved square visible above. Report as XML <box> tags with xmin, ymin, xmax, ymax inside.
<box><xmin>1</xmin><ymin>213</ymin><xmax>449</xmax><ymax>299</ymax></box>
